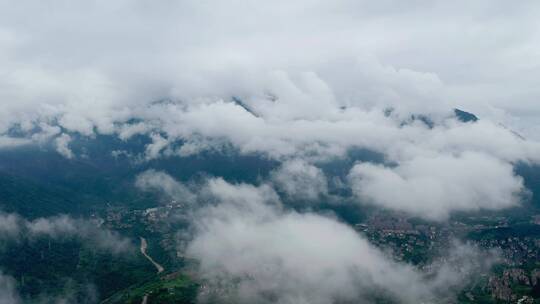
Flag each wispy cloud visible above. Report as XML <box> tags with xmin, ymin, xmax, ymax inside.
<box><xmin>0</xmin><ymin>213</ymin><xmax>133</xmax><ymax>254</ymax></box>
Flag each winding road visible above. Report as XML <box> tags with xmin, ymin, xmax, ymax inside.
<box><xmin>140</xmin><ymin>237</ymin><xmax>165</xmax><ymax>304</ymax></box>
<box><xmin>140</xmin><ymin>237</ymin><xmax>164</xmax><ymax>274</ymax></box>
<box><xmin>141</xmin><ymin>294</ymin><xmax>148</xmax><ymax>304</ymax></box>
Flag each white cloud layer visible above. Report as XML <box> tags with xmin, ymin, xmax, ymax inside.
<box><xmin>186</xmin><ymin>178</ymin><xmax>496</xmax><ymax>303</ymax></box>
<box><xmin>0</xmin><ymin>1</ymin><xmax>539</xmax><ymax>129</ymax></box>
<box><xmin>0</xmin><ymin>1</ymin><xmax>538</xmax><ymax>152</ymax></box>
<box><xmin>348</xmin><ymin>152</ymin><xmax>525</xmax><ymax>220</ymax></box>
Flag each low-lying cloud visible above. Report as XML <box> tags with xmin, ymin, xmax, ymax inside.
<box><xmin>134</xmin><ymin>172</ymin><xmax>500</xmax><ymax>302</ymax></box>
<box><xmin>0</xmin><ymin>213</ymin><xmax>133</xmax><ymax>254</ymax></box>
<box><xmin>135</xmin><ymin>169</ymin><xmax>194</xmax><ymax>202</ymax></box>
<box><xmin>186</xmin><ymin>178</ymin><xmax>496</xmax><ymax>303</ymax></box>
<box><xmin>0</xmin><ymin>271</ymin><xmax>19</xmax><ymax>304</ymax></box>
<box><xmin>348</xmin><ymin>152</ymin><xmax>525</xmax><ymax>220</ymax></box>
<box><xmin>270</xmin><ymin>159</ymin><xmax>328</xmax><ymax>202</ymax></box>
<box><xmin>1</xmin><ymin>1</ymin><xmax>539</xmax><ymax>137</ymax></box>
<box><xmin>0</xmin><ymin>2</ymin><xmax>538</xmax><ymax>302</ymax></box>
<box><xmin>0</xmin><ymin>270</ymin><xmax>99</xmax><ymax>304</ymax></box>
<box><xmin>54</xmin><ymin>133</ymin><xmax>74</xmax><ymax>159</ymax></box>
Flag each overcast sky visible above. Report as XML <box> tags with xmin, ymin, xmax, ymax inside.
<box><xmin>0</xmin><ymin>1</ymin><xmax>539</xmax><ymax>134</ymax></box>
<box><xmin>1</xmin><ymin>0</ymin><xmax>539</xmax><ymax>218</ymax></box>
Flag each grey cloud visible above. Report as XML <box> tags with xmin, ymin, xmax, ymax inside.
<box><xmin>0</xmin><ymin>1</ymin><xmax>538</xmax><ymax>137</ymax></box>
<box><xmin>0</xmin><ymin>213</ymin><xmax>19</xmax><ymax>239</ymax></box>
<box><xmin>0</xmin><ymin>136</ymin><xmax>31</xmax><ymax>150</ymax></box>
<box><xmin>199</xmin><ymin>177</ymin><xmax>281</xmax><ymax>212</ymax></box>
<box><xmin>0</xmin><ymin>271</ymin><xmax>95</xmax><ymax>304</ymax></box>
<box><xmin>54</xmin><ymin>133</ymin><xmax>74</xmax><ymax>159</ymax></box>
<box><xmin>0</xmin><ymin>271</ymin><xmax>19</xmax><ymax>304</ymax></box>
<box><xmin>0</xmin><ymin>2</ymin><xmax>539</xmax><ymax>281</ymax></box>
<box><xmin>135</xmin><ymin>169</ymin><xmax>195</xmax><ymax>203</ymax></box>
<box><xmin>135</xmin><ymin>170</ymin><xmax>281</xmax><ymax>214</ymax></box>
<box><xmin>144</xmin><ymin>133</ymin><xmax>169</xmax><ymax>161</ymax></box>
<box><xmin>0</xmin><ymin>213</ymin><xmax>132</xmax><ymax>254</ymax></box>
<box><xmin>270</xmin><ymin>159</ymin><xmax>328</xmax><ymax>202</ymax></box>
<box><xmin>0</xmin><ymin>271</ymin><xmax>98</xmax><ymax>304</ymax></box>
<box><xmin>0</xmin><ymin>1</ymin><xmax>537</xmax><ymax>197</ymax></box>
<box><xmin>117</xmin><ymin>122</ymin><xmax>154</xmax><ymax>141</ymax></box>
<box><xmin>31</xmin><ymin>123</ymin><xmax>61</xmax><ymax>143</ymax></box>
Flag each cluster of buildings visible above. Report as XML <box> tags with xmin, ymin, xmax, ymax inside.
<box><xmin>356</xmin><ymin>212</ymin><xmax>540</xmax><ymax>301</ymax></box>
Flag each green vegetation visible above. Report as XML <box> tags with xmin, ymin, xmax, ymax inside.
<box><xmin>1</xmin><ymin>135</ymin><xmax>540</xmax><ymax>303</ymax></box>
<box><xmin>103</xmin><ymin>273</ymin><xmax>199</xmax><ymax>304</ymax></box>
<box><xmin>0</xmin><ymin>237</ymin><xmax>156</xmax><ymax>301</ymax></box>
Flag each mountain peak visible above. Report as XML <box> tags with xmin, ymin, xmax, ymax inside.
<box><xmin>454</xmin><ymin>108</ymin><xmax>479</xmax><ymax>123</ymax></box>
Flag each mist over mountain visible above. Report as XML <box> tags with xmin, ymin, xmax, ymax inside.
<box><xmin>1</xmin><ymin>1</ymin><xmax>540</xmax><ymax>303</ymax></box>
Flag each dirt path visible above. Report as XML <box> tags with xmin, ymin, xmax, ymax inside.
<box><xmin>141</xmin><ymin>294</ymin><xmax>148</xmax><ymax>304</ymax></box>
<box><xmin>140</xmin><ymin>237</ymin><xmax>165</xmax><ymax>274</ymax></box>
